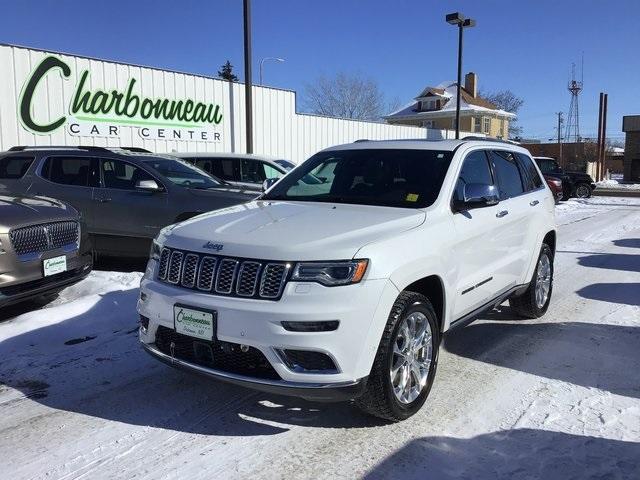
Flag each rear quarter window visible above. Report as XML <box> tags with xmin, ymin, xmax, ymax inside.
<box><xmin>0</xmin><ymin>156</ymin><xmax>35</xmax><ymax>179</ymax></box>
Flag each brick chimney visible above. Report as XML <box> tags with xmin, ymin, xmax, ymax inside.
<box><xmin>464</xmin><ymin>72</ymin><xmax>477</xmax><ymax>98</ymax></box>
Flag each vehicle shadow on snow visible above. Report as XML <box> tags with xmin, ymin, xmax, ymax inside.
<box><xmin>575</xmin><ymin>252</ymin><xmax>640</xmax><ymax>274</ymax></box>
<box><xmin>0</xmin><ymin>289</ymin><xmax>383</xmax><ymax>437</ymax></box>
<box><xmin>363</xmin><ymin>429</ymin><xmax>639</xmax><ymax>480</ymax></box>
<box><xmin>443</xmin><ymin>319</ymin><xmax>640</xmax><ymax>399</ymax></box>
<box><xmin>612</xmin><ymin>238</ymin><xmax>640</xmax><ymax>249</ymax></box>
<box><xmin>577</xmin><ymin>283</ymin><xmax>640</xmax><ymax>306</ymax></box>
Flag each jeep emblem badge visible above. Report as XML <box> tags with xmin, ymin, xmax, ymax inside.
<box><xmin>203</xmin><ymin>241</ymin><xmax>224</xmax><ymax>252</ymax></box>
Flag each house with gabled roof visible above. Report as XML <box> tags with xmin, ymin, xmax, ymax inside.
<box><xmin>384</xmin><ymin>72</ymin><xmax>515</xmax><ymax>139</ymax></box>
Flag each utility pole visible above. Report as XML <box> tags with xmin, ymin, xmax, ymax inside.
<box><xmin>556</xmin><ymin>112</ymin><xmax>564</xmax><ymax>166</ymax></box>
<box><xmin>596</xmin><ymin>93</ymin><xmax>604</xmax><ymax>181</ymax></box>
<box><xmin>243</xmin><ymin>0</ymin><xmax>253</xmax><ymax>153</ymax></box>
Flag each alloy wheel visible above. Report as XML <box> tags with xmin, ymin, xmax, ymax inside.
<box><xmin>390</xmin><ymin>311</ymin><xmax>433</xmax><ymax>404</ymax></box>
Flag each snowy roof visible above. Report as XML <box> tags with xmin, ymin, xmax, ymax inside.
<box><xmin>386</xmin><ymin>81</ymin><xmax>516</xmax><ymax>120</ymax></box>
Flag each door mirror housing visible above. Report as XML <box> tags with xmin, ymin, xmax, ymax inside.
<box><xmin>454</xmin><ymin>183</ymin><xmax>499</xmax><ymax>211</ymax></box>
<box><xmin>262</xmin><ymin>177</ymin><xmax>279</xmax><ymax>192</ymax></box>
<box><xmin>135</xmin><ymin>179</ymin><xmax>161</xmax><ymax>192</ymax></box>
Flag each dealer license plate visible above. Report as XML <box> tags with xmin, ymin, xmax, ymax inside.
<box><xmin>173</xmin><ymin>305</ymin><xmax>216</xmax><ymax>341</ymax></box>
<box><xmin>43</xmin><ymin>255</ymin><xmax>67</xmax><ymax>277</ymax></box>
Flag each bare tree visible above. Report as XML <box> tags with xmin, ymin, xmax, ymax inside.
<box><xmin>480</xmin><ymin>89</ymin><xmax>524</xmax><ymax>138</ymax></box>
<box><xmin>302</xmin><ymin>72</ymin><xmax>386</xmax><ymax>121</ymax></box>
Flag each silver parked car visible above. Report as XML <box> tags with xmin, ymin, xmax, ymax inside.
<box><xmin>174</xmin><ymin>152</ymin><xmax>290</xmax><ymax>191</ymax></box>
<box><xmin>0</xmin><ymin>194</ymin><xmax>92</xmax><ymax>307</ymax></box>
<box><xmin>0</xmin><ymin>146</ymin><xmax>257</xmax><ymax>258</ymax></box>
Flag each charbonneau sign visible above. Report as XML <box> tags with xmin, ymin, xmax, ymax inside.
<box><xmin>18</xmin><ymin>55</ymin><xmax>223</xmax><ymax>141</ymax></box>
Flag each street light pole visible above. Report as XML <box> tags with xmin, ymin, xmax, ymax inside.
<box><xmin>446</xmin><ymin>12</ymin><xmax>475</xmax><ymax>140</ymax></box>
<box><xmin>259</xmin><ymin>57</ymin><xmax>285</xmax><ymax>86</ymax></box>
<box><xmin>243</xmin><ymin>0</ymin><xmax>253</xmax><ymax>153</ymax></box>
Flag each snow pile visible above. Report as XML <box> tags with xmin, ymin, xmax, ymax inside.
<box><xmin>597</xmin><ymin>179</ymin><xmax>640</xmax><ymax>189</ymax></box>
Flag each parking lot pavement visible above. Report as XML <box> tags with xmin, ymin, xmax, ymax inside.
<box><xmin>1</xmin><ymin>197</ymin><xmax>639</xmax><ymax>480</ymax></box>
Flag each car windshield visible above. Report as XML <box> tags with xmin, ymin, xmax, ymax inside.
<box><xmin>142</xmin><ymin>157</ymin><xmax>223</xmax><ymax>189</ymax></box>
<box><xmin>262</xmin><ymin>149</ymin><xmax>453</xmax><ymax>208</ymax></box>
<box><xmin>537</xmin><ymin>159</ymin><xmax>562</xmax><ymax>174</ymax></box>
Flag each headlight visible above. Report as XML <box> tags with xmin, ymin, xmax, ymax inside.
<box><xmin>291</xmin><ymin>259</ymin><xmax>368</xmax><ymax>286</ymax></box>
<box><xmin>149</xmin><ymin>239</ymin><xmax>163</xmax><ymax>261</ymax></box>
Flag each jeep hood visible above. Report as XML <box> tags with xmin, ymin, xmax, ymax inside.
<box><xmin>162</xmin><ymin>200</ymin><xmax>425</xmax><ymax>260</ymax></box>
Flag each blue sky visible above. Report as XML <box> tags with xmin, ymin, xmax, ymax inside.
<box><xmin>2</xmin><ymin>0</ymin><xmax>639</xmax><ymax>142</ymax></box>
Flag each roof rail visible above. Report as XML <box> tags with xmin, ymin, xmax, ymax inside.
<box><xmin>8</xmin><ymin>145</ymin><xmax>115</xmax><ymax>152</ymax></box>
<box><xmin>353</xmin><ymin>139</ymin><xmax>371</xmax><ymax>143</ymax></box>
<box><xmin>118</xmin><ymin>147</ymin><xmax>152</xmax><ymax>153</ymax></box>
<box><xmin>461</xmin><ymin>136</ymin><xmax>520</xmax><ymax>145</ymax></box>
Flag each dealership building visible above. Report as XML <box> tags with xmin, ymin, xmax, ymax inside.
<box><xmin>0</xmin><ymin>44</ymin><xmax>482</xmax><ymax>163</ymax></box>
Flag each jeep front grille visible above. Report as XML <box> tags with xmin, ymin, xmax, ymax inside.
<box><xmin>9</xmin><ymin>221</ymin><xmax>79</xmax><ymax>255</ymax></box>
<box><xmin>157</xmin><ymin>247</ymin><xmax>290</xmax><ymax>300</ymax></box>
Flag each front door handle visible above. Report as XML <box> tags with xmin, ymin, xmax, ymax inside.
<box><xmin>496</xmin><ymin>210</ymin><xmax>509</xmax><ymax>218</ymax></box>
<box><xmin>96</xmin><ymin>197</ymin><xmax>112</xmax><ymax>203</ymax></box>
<box><xmin>530</xmin><ymin>200</ymin><xmax>540</xmax><ymax>206</ymax></box>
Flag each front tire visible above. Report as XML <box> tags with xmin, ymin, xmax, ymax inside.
<box><xmin>509</xmin><ymin>243</ymin><xmax>554</xmax><ymax>318</ymax></box>
<box><xmin>356</xmin><ymin>291</ymin><xmax>440</xmax><ymax>422</ymax></box>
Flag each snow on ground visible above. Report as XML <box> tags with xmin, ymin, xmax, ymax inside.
<box><xmin>597</xmin><ymin>179</ymin><xmax>640</xmax><ymax>190</ymax></box>
<box><xmin>0</xmin><ymin>198</ymin><xmax>639</xmax><ymax>479</ymax></box>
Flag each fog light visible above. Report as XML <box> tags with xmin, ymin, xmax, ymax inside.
<box><xmin>139</xmin><ymin>315</ymin><xmax>150</xmax><ymax>333</ymax></box>
<box><xmin>281</xmin><ymin>321</ymin><xmax>339</xmax><ymax>332</ymax></box>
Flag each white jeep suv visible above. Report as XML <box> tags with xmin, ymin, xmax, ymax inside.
<box><xmin>137</xmin><ymin>139</ymin><xmax>556</xmax><ymax>421</ymax></box>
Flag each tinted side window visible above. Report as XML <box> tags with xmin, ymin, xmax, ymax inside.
<box><xmin>454</xmin><ymin>150</ymin><xmax>493</xmax><ymax>201</ymax></box>
<box><xmin>0</xmin><ymin>156</ymin><xmax>35</xmax><ymax>179</ymax></box>
<box><xmin>41</xmin><ymin>157</ymin><xmax>98</xmax><ymax>187</ymax></box>
<box><xmin>263</xmin><ymin>164</ymin><xmax>282</xmax><ymax>180</ymax></box>
<box><xmin>490</xmin><ymin>151</ymin><xmax>525</xmax><ymax>199</ymax></box>
<box><xmin>516</xmin><ymin>153</ymin><xmax>544</xmax><ymax>191</ymax></box>
<box><xmin>536</xmin><ymin>159</ymin><xmax>560</xmax><ymax>175</ymax></box>
<box><xmin>101</xmin><ymin>159</ymin><xmax>153</xmax><ymax>190</ymax></box>
<box><xmin>210</xmin><ymin>158</ymin><xmax>240</xmax><ymax>181</ymax></box>
<box><xmin>240</xmin><ymin>159</ymin><xmax>266</xmax><ymax>183</ymax></box>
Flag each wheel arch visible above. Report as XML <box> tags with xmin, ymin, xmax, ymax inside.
<box><xmin>402</xmin><ymin>275</ymin><xmax>446</xmax><ymax>333</ymax></box>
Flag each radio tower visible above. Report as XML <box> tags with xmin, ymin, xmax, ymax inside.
<box><xmin>564</xmin><ymin>60</ymin><xmax>583</xmax><ymax>143</ymax></box>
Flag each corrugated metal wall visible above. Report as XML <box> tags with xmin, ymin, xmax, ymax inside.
<box><xmin>0</xmin><ymin>45</ymin><xmax>463</xmax><ymax>163</ymax></box>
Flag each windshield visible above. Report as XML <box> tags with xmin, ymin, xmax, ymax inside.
<box><xmin>537</xmin><ymin>158</ymin><xmax>563</xmax><ymax>174</ymax></box>
<box><xmin>262</xmin><ymin>149</ymin><xmax>453</xmax><ymax>208</ymax></box>
<box><xmin>142</xmin><ymin>157</ymin><xmax>223</xmax><ymax>189</ymax></box>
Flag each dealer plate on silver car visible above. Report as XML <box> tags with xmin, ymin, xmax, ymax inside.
<box><xmin>173</xmin><ymin>305</ymin><xmax>216</xmax><ymax>341</ymax></box>
<box><xmin>43</xmin><ymin>255</ymin><xmax>67</xmax><ymax>277</ymax></box>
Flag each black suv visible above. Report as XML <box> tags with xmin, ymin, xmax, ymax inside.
<box><xmin>533</xmin><ymin>156</ymin><xmax>596</xmax><ymax>199</ymax></box>
<box><xmin>0</xmin><ymin>146</ymin><xmax>257</xmax><ymax>258</ymax></box>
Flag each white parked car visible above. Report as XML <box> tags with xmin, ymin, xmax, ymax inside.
<box><xmin>173</xmin><ymin>152</ymin><xmax>290</xmax><ymax>191</ymax></box>
<box><xmin>138</xmin><ymin>139</ymin><xmax>556</xmax><ymax>421</ymax></box>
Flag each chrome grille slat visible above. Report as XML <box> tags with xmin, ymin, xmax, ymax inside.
<box><xmin>181</xmin><ymin>254</ymin><xmax>199</xmax><ymax>288</ymax></box>
<box><xmin>260</xmin><ymin>263</ymin><xmax>290</xmax><ymax>298</ymax></box>
<box><xmin>197</xmin><ymin>257</ymin><xmax>217</xmax><ymax>291</ymax></box>
<box><xmin>236</xmin><ymin>261</ymin><xmax>261</xmax><ymax>296</ymax></box>
<box><xmin>156</xmin><ymin>248</ymin><xmax>288</xmax><ymax>300</ymax></box>
<box><xmin>9</xmin><ymin>221</ymin><xmax>79</xmax><ymax>255</ymax></box>
<box><xmin>167</xmin><ymin>251</ymin><xmax>184</xmax><ymax>284</ymax></box>
<box><xmin>215</xmin><ymin>259</ymin><xmax>239</xmax><ymax>294</ymax></box>
<box><xmin>158</xmin><ymin>248</ymin><xmax>171</xmax><ymax>280</ymax></box>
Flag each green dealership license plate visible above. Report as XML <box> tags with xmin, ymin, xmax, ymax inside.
<box><xmin>43</xmin><ymin>255</ymin><xmax>67</xmax><ymax>277</ymax></box>
<box><xmin>173</xmin><ymin>305</ymin><xmax>216</xmax><ymax>341</ymax></box>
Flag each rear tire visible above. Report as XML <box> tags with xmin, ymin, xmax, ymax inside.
<box><xmin>509</xmin><ymin>243</ymin><xmax>554</xmax><ymax>318</ymax></box>
<box><xmin>574</xmin><ymin>183</ymin><xmax>592</xmax><ymax>198</ymax></box>
<box><xmin>356</xmin><ymin>291</ymin><xmax>440</xmax><ymax>422</ymax></box>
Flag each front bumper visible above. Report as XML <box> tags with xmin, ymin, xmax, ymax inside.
<box><xmin>0</xmin><ymin>252</ymin><xmax>92</xmax><ymax>307</ymax></box>
<box><xmin>137</xmin><ymin>259</ymin><xmax>400</xmax><ymax>397</ymax></box>
<box><xmin>142</xmin><ymin>341</ymin><xmax>368</xmax><ymax>401</ymax></box>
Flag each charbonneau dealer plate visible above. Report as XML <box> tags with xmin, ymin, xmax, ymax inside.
<box><xmin>43</xmin><ymin>255</ymin><xmax>67</xmax><ymax>277</ymax></box>
<box><xmin>173</xmin><ymin>305</ymin><xmax>216</xmax><ymax>341</ymax></box>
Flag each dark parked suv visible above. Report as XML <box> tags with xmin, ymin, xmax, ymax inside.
<box><xmin>534</xmin><ymin>156</ymin><xmax>596</xmax><ymax>199</ymax></box>
<box><xmin>0</xmin><ymin>194</ymin><xmax>92</xmax><ymax>307</ymax></box>
<box><xmin>0</xmin><ymin>147</ymin><xmax>257</xmax><ymax>258</ymax></box>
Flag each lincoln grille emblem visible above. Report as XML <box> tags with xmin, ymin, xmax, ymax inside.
<box><xmin>43</xmin><ymin>226</ymin><xmax>53</xmax><ymax>248</ymax></box>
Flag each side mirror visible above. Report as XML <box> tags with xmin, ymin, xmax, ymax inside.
<box><xmin>454</xmin><ymin>183</ymin><xmax>499</xmax><ymax>211</ymax></box>
<box><xmin>262</xmin><ymin>177</ymin><xmax>279</xmax><ymax>192</ymax></box>
<box><xmin>135</xmin><ymin>179</ymin><xmax>161</xmax><ymax>192</ymax></box>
